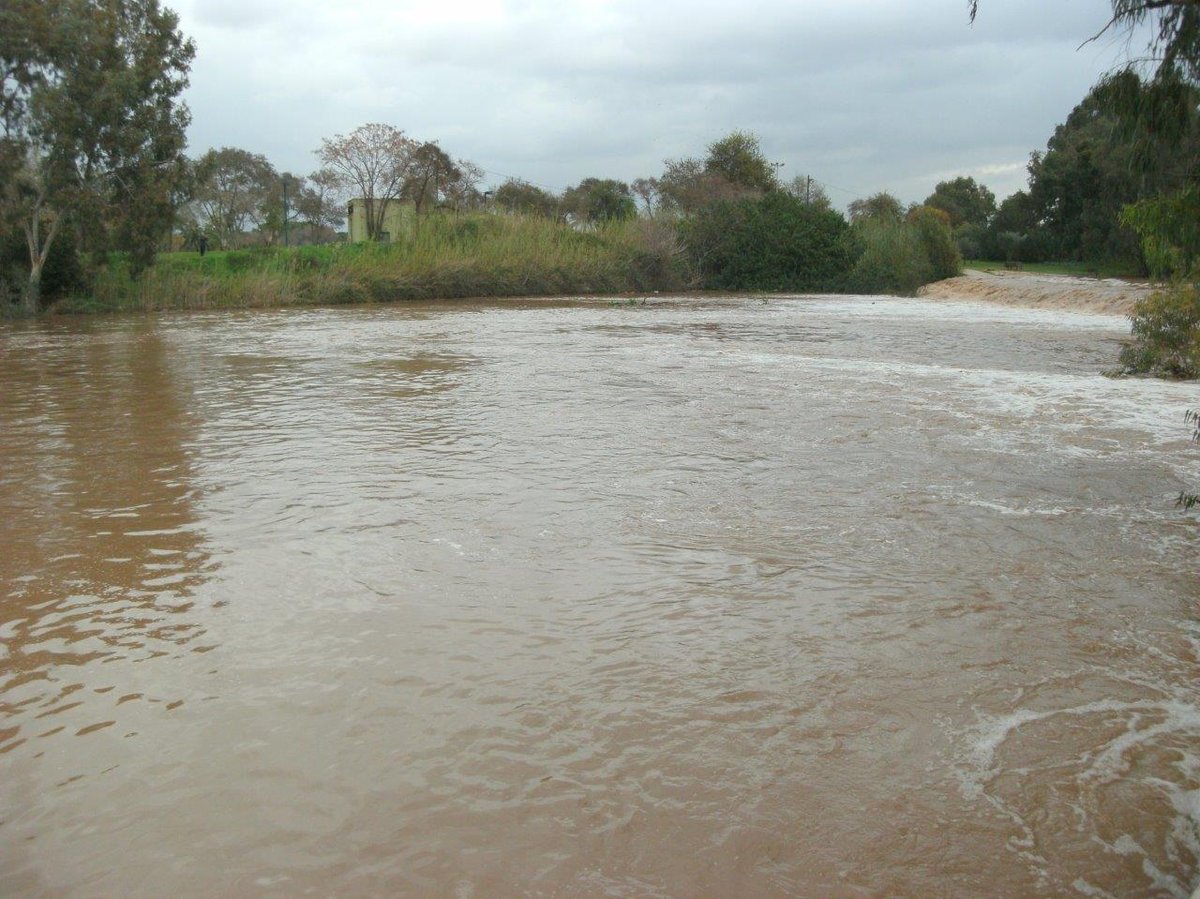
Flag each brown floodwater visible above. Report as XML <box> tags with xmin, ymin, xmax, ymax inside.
<box><xmin>1</xmin><ymin>295</ymin><xmax>1198</xmax><ymax>897</ymax></box>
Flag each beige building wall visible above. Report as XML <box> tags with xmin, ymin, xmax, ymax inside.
<box><xmin>347</xmin><ymin>198</ymin><xmax>416</xmax><ymax>242</ymax></box>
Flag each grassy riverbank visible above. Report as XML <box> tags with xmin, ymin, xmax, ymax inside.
<box><xmin>55</xmin><ymin>214</ymin><xmax>693</xmax><ymax>314</ymax></box>
<box><xmin>33</xmin><ymin>194</ymin><xmax>965</xmax><ymax>314</ymax></box>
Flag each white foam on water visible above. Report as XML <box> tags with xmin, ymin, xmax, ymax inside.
<box><xmin>959</xmin><ymin>696</ymin><xmax>1200</xmax><ymax>897</ymax></box>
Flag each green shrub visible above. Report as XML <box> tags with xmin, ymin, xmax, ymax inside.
<box><xmin>1119</xmin><ymin>282</ymin><xmax>1200</xmax><ymax>378</ymax></box>
<box><xmin>908</xmin><ymin>205</ymin><xmax>962</xmax><ymax>281</ymax></box>
<box><xmin>845</xmin><ymin>218</ymin><xmax>934</xmax><ymax>295</ymax></box>
<box><xmin>682</xmin><ymin>191</ymin><xmax>852</xmax><ymax>291</ymax></box>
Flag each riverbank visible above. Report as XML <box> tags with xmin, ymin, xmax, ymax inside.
<box><xmin>917</xmin><ymin>268</ymin><xmax>1154</xmax><ymax>315</ymax></box>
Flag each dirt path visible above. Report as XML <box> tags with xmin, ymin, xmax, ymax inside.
<box><xmin>918</xmin><ymin>268</ymin><xmax>1155</xmax><ymax>316</ymax></box>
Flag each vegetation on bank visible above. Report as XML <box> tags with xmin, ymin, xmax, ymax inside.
<box><xmin>28</xmin><ymin>193</ymin><xmax>961</xmax><ymax>315</ymax></box>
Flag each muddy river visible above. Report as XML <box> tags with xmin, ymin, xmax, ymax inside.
<box><xmin>1</xmin><ymin>295</ymin><xmax>1198</xmax><ymax>897</ymax></box>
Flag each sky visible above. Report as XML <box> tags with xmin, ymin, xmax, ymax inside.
<box><xmin>168</xmin><ymin>0</ymin><xmax>1147</xmax><ymax>209</ymax></box>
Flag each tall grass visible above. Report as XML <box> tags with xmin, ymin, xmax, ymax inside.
<box><xmin>64</xmin><ymin>213</ymin><xmax>693</xmax><ymax>313</ymax></box>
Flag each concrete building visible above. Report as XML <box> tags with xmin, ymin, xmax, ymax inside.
<box><xmin>347</xmin><ymin>198</ymin><xmax>415</xmax><ymax>242</ymax></box>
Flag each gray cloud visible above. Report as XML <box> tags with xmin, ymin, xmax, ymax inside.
<box><xmin>170</xmin><ymin>0</ymin><xmax>1141</xmax><ymax>206</ymax></box>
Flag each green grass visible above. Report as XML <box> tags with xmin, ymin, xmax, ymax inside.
<box><xmin>53</xmin><ymin>214</ymin><xmax>693</xmax><ymax>314</ymax></box>
<box><xmin>963</xmin><ymin>259</ymin><xmax>1145</xmax><ymax>279</ymax></box>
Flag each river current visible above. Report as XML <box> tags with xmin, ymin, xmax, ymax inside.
<box><xmin>1</xmin><ymin>295</ymin><xmax>1198</xmax><ymax>897</ymax></box>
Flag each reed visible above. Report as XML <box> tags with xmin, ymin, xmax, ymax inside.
<box><xmin>61</xmin><ymin>214</ymin><xmax>693</xmax><ymax>313</ymax></box>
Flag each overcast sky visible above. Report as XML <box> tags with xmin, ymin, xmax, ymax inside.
<box><xmin>168</xmin><ymin>0</ymin><xmax>1144</xmax><ymax>208</ymax></box>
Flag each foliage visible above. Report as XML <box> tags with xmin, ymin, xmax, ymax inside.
<box><xmin>845</xmin><ymin>217</ymin><xmax>934</xmax><ymax>296</ymax></box>
<box><xmin>188</xmin><ymin>147</ymin><xmax>279</xmax><ymax>248</ymax></box>
<box><xmin>656</xmin><ymin>131</ymin><xmax>777</xmax><ymax>215</ymax></box>
<box><xmin>404</xmin><ymin>141</ymin><xmax>459</xmax><ymax>217</ymax></box>
<box><xmin>703</xmin><ymin>131</ymin><xmax>778</xmax><ymax>193</ymax></box>
<box><xmin>65</xmin><ymin>212</ymin><xmax>696</xmax><ymax>313</ymax></box>
<box><xmin>1121</xmin><ymin>181</ymin><xmax>1200</xmax><ymax>280</ymax></box>
<box><xmin>292</xmin><ymin>168</ymin><xmax>346</xmax><ymax>235</ymax></box>
<box><xmin>782</xmin><ymin>175</ymin><xmax>832</xmax><ymax>210</ymax></box>
<box><xmin>492</xmin><ymin>179</ymin><xmax>559</xmax><ymax>218</ymax></box>
<box><xmin>0</xmin><ymin>0</ymin><xmax>194</xmax><ymax>312</ymax></box>
<box><xmin>2</xmin><ymin>224</ymin><xmax>85</xmax><ymax>312</ymax></box>
<box><xmin>982</xmin><ymin>75</ymin><xmax>1199</xmax><ymax>268</ymax></box>
<box><xmin>1118</xmin><ymin>282</ymin><xmax>1200</xmax><ymax>378</ymax></box>
<box><xmin>848</xmin><ymin>192</ymin><xmax>904</xmax><ymax>223</ymax></box>
<box><xmin>1180</xmin><ymin>409</ymin><xmax>1200</xmax><ymax>510</ymax></box>
<box><xmin>923</xmin><ymin>176</ymin><xmax>996</xmax><ymax>229</ymax></box>
<box><xmin>907</xmin><ymin>205</ymin><xmax>962</xmax><ymax>281</ymax></box>
<box><xmin>561</xmin><ymin>178</ymin><xmax>637</xmax><ymax>223</ymax></box>
<box><xmin>317</xmin><ymin>123</ymin><xmax>416</xmax><ymax>241</ymax></box>
<box><xmin>681</xmin><ymin>191</ymin><xmax>852</xmax><ymax>291</ymax></box>
<box><xmin>631</xmin><ymin>177</ymin><xmax>660</xmax><ymax>215</ymax></box>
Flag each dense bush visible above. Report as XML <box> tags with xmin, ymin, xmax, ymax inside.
<box><xmin>681</xmin><ymin>192</ymin><xmax>852</xmax><ymax>291</ymax></box>
<box><xmin>1118</xmin><ymin>282</ymin><xmax>1200</xmax><ymax>378</ymax></box>
<box><xmin>845</xmin><ymin>218</ymin><xmax>934</xmax><ymax>295</ymax></box>
<box><xmin>1</xmin><ymin>226</ymin><xmax>87</xmax><ymax>312</ymax></box>
<box><xmin>908</xmin><ymin>205</ymin><xmax>962</xmax><ymax>281</ymax></box>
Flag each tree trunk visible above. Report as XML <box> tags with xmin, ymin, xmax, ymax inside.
<box><xmin>23</xmin><ymin>265</ymin><xmax>42</xmax><ymax>316</ymax></box>
<box><xmin>23</xmin><ymin>200</ymin><xmax>61</xmax><ymax>316</ymax></box>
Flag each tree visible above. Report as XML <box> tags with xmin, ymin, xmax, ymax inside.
<box><xmin>704</xmin><ymin>131</ymin><xmax>779</xmax><ymax>193</ymax></box>
<box><xmin>1</xmin><ymin>0</ymin><xmax>194</xmax><ymax>313</ymax></box>
<box><xmin>657</xmin><ymin>156</ymin><xmax>753</xmax><ymax>215</ymax></box>
<box><xmin>848</xmin><ymin>192</ymin><xmax>904</xmax><ymax>223</ymax></box>
<box><xmin>293</xmin><ymin>168</ymin><xmax>346</xmax><ymax>236</ymax></box>
<box><xmin>783</xmin><ymin>174</ymin><xmax>832</xmax><ymax>210</ymax></box>
<box><xmin>907</xmin><ymin>205</ymin><xmax>962</xmax><ymax>281</ymax></box>
<box><xmin>1017</xmin><ymin>76</ymin><xmax>1200</xmax><ymax>265</ymax></box>
<box><xmin>923</xmin><ymin>176</ymin><xmax>996</xmax><ymax>229</ymax></box>
<box><xmin>317</xmin><ymin>123</ymin><xmax>416</xmax><ymax>241</ymax></box>
<box><xmin>188</xmin><ymin>147</ymin><xmax>279</xmax><ymax>249</ymax></box>
<box><xmin>631</xmin><ymin>177</ymin><xmax>660</xmax><ymax>216</ymax></box>
<box><xmin>681</xmin><ymin>191</ymin><xmax>851</xmax><ymax>291</ymax></box>
<box><xmin>492</xmin><ymin>179</ymin><xmax>559</xmax><ymax>218</ymax></box>
<box><xmin>442</xmin><ymin>159</ymin><xmax>486</xmax><ymax>212</ymax></box>
<box><xmin>560</xmin><ymin>178</ymin><xmax>636</xmax><ymax>223</ymax></box>
<box><xmin>403</xmin><ymin>141</ymin><xmax>460</xmax><ymax>219</ymax></box>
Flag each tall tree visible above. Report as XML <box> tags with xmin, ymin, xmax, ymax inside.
<box><xmin>441</xmin><ymin>159</ymin><xmax>485</xmax><ymax>212</ymax></box>
<box><xmin>704</xmin><ymin>131</ymin><xmax>779</xmax><ymax>193</ymax></box>
<box><xmin>492</xmin><ymin>179</ymin><xmax>559</xmax><ymax>218</ymax></box>
<box><xmin>560</xmin><ymin>178</ymin><xmax>636</xmax><ymax>223</ymax></box>
<box><xmin>657</xmin><ymin>156</ymin><xmax>752</xmax><ymax>215</ymax></box>
<box><xmin>848</xmin><ymin>192</ymin><xmax>904</xmax><ymax>223</ymax></box>
<box><xmin>1</xmin><ymin>0</ymin><xmax>194</xmax><ymax>312</ymax></box>
<box><xmin>317</xmin><ymin>123</ymin><xmax>416</xmax><ymax>241</ymax></box>
<box><xmin>783</xmin><ymin>174</ymin><xmax>832</xmax><ymax>210</ymax></box>
<box><xmin>293</xmin><ymin>168</ymin><xmax>346</xmax><ymax>236</ymax></box>
<box><xmin>923</xmin><ymin>176</ymin><xmax>996</xmax><ymax>229</ymax></box>
<box><xmin>403</xmin><ymin>141</ymin><xmax>459</xmax><ymax>219</ymax></box>
<box><xmin>188</xmin><ymin>147</ymin><xmax>279</xmax><ymax>249</ymax></box>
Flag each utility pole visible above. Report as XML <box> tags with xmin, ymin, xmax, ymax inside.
<box><xmin>282</xmin><ymin>175</ymin><xmax>290</xmax><ymax>248</ymax></box>
<box><xmin>806</xmin><ymin>176</ymin><xmax>811</xmax><ymax>205</ymax></box>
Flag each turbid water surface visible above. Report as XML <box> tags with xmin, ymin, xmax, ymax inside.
<box><xmin>1</xmin><ymin>295</ymin><xmax>1198</xmax><ymax>897</ymax></box>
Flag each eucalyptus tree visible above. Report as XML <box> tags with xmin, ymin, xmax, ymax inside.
<box><xmin>0</xmin><ymin>0</ymin><xmax>194</xmax><ymax>312</ymax></box>
<box><xmin>189</xmin><ymin>147</ymin><xmax>279</xmax><ymax>249</ymax></box>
